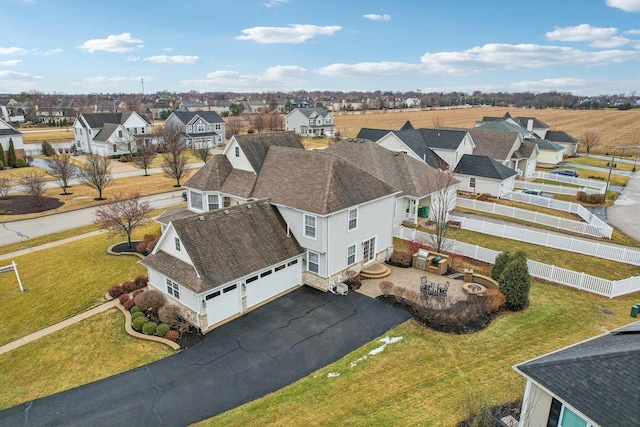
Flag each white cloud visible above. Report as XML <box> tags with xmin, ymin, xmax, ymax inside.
<box><xmin>510</xmin><ymin>77</ymin><xmax>588</xmax><ymax>91</ymax></box>
<box><xmin>316</xmin><ymin>61</ymin><xmax>425</xmax><ymax>77</ymax></box>
<box><xmin>546</xmin><ymin>24</ymin><xmax>618</xmax><ymax>42</ymax></box>
<box><xmin>80</xmin><ymin>75</ymin><xmax>152</xmax><ymax>85</ymax></box>
<box><xmin>0</xmin><ymin>70</ymin><xmax>43</xmax><ymax>91</ymax></box>
<box><xmin>419</xmin><ymin>43</ymin><xmax>640</xmax><ymax>74</ymax></box>
<box><xmin>236</xmin><ymin>24</ymin><xmax>341</xmax><ymax>44</ymax></box>
<box><xmin>0</xmin><ymin>60</ymin><xmax>22</xmax><ymax>66</ymax></box>
<box><xmin>144</xmin><ymin>55</ymin><xmax>200</xmax><ymax>64</ymax></box>
<box><xmin>0</xmin><ymin>47</ymin><xmax>27</xmax><ymax>55</ymax></box>
<box><xmin>127</xmin><ymin>56</ymin><xmax>141</xmax><ymax>61</ymax></box>
<box><xmin>78</xmin><ymin>33</ymin><xmax>143</xmax><ymax>53</ymax></box>
<box><xmin>606</xmin><ymin>0</ymin><xmax>640</xmax><ymax>12</ymax></box>
<box><xmin>181</xmin><ymin>65</ymin><xmax>307</xmax><ymax>91</ymax></box>
<box><xmin>363</xmin><ymin>14</ymin><xmax>391</xmax><ymax>21</ymax></box>
<box><xmin>163</xmin><ymin>47</ymin><xmax>174</xmax><ymax>52</ymax></box>
<box><xmin>264</xmin><ymin>0</ymin><xmax>289</xmax><ymax>7</ymax></box>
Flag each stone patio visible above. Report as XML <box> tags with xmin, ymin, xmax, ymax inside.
<box><xmin>356</xmin><ymin>264</ymin><xmax>468</xmax><ymax>306</ymax></box>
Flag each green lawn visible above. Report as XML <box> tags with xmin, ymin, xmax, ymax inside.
<box><xmin>198</xmin><ymin>282</ymin><xmax>639</xmax><ymax>426</ymax></box>
<box><xmin>0</xmin><ymin>231</ymin><xmax>148</xmax><ymax>346</ymax></box>
<box><xmin>0</xmin><ymin>309</ymin><xmax>173</xmax><ymax>411</ymax></box>
<box><xmin>565</xmin><ymin>156</ymin><xmax>636</xmax><ymax>172</ymax></box>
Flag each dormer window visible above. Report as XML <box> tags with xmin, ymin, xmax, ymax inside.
<box><xmin>175</xmin><ymin>237</ymin><xmax>181</xmax><ymax>252</ymax></box>
<box><xmin>235</xmin><ymin>146</ymin><xmax>240</xmax><ymax>157</ymax></box>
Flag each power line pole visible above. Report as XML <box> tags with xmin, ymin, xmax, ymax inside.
<box><xmin>141</xmin><ymin>78</ymin><xmax>144</xmax><ymax>96</ymax></box>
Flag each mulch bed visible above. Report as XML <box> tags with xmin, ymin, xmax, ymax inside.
<box><xmin>0</xmin><ymin>195</ymin><xmax>64</xmax><ymax>215</ymax></box>
<box><xmin>111</xmin><ymin>241</ymin><xmax>144</xmax><ymax>254</ymax></box>
<box><xmin>456</xmin><ymin>400</ymin><xmax>522</xmax><ymax>427</ymax></box>
<box><xmin>175</xmin><ymin>325</ymin><xmax>206</xmax><ymax>349</ymax></box>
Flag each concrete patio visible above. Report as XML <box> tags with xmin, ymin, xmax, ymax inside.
<box><xmin>356</xmin><ymin>264</ymin><xmax>468</xmax><ymax>305</ymax></box>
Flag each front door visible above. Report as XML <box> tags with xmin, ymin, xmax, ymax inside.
<box><xmin>363</xmin><ymin>237</ymin><xmax>376</xmax><ymax>263</ymax></box>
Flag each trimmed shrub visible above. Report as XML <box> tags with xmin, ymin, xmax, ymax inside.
<box><xmin>131</xmin><ymin>316</ymin><xmax>149</xmax><ymax>331</ymax></box>
<box><xmin>158</xmin><ymin>304</ymin><xmax>181</xmax><ymax>326</ymax></box>
<box><xmin>131</xmin><ymin>305</ymin><xmax>143</xmax><ymax>314</ymax></box>
<box><xmin>7</xmin><ymin>138</ymin><xmax>17</xmax><ymax>168</ymax></box>
<box><xmin>14</xmin><ymin>158</ymin><xmax>27</xmax><ymax>168</ymax></box>
<box><xmin>122</xmin><ymin>281</ymin><xmax>136</xmax><ymax>293</ymax></box>
<box><xmin>134</xmin><ymin>289</ymin><xmax>165</xmax><ymax>313</ymax></box>
<box><xmin>41</xmin><ymin>141</ymin><xmax>55</xmax><ymax>156</ymax></box>
<box><xmin>165</xmin><ymin>330</ymin><xmax>179</xmax><ymax>341</ymax></box>
<box><xmin>344</xmin><ymin>274</ymin><xmax>362</xmax><ymax>290</ymax></box>
<box><xmin>388</xmin><ymin>250</ymin><xmax>412</xmax><ymax>267</ymax></box>
<box><xmin>142</xmin><ymin>322</ymin><xmax>158</xmax><ymax>335</ymax></box>
<box><xmin>491</xmin><ymin>252</ymin><xmax>512</xmax><ymax>281</ymax></box>
<box><xmin>146</xmin><ymin>239</ymin><xmax>159</xmax><ymax>253</ymax></box>
<box><xmin>156</xmin><ymin>324</ymin><xmax>171</xmax><ymax>337</ymax></box>
<box><xmin>118</xmin><ymin>294</ymin><xmax>130</xmax><ymax>304</ymax></box>
<box><xmin>108</xmin><ymin>285</ymin><xmax>124</xmax><ymax>298</ymax></box>
<box><xmin>123</xmin><ymin>299</ymin><xmax>136</xmax><ymax>311</ymax></box>
<box><xmin>498</xmin><ymin>252</ymin><xmax>531</xmax><ymax>311</ymax></box>
<box><xmin>379</xmin><ymin>281</ymin><xmax>394</xmax><ymax>297</ymax></box>
<box><xmin>134</xmin><ymin>275</ymin><xmax>148</xmax><ymax>289</ymax></box>
<box><xmin>577</xmin><ymin>191</ymin><xmax>605</xmax><ymax>204</ymax></box>
<box><xmin>483</xmin><ymin>288</ymin><xmax>507</xmax><ymax>313</ymax></box>
<box><xmin>131</xmin><ymin>311</ymin><xmax>146</xmax><ymax>320</ymax></box>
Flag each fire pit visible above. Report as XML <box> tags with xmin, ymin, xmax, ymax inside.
<box><xmin>463</xmin><ymin>282</ymin><xmax>487</xmax><ymax>295</ymax></box>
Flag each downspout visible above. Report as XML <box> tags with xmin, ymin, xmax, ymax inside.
<box><xmin>327</xmin><ymin>214</ymin><xmax>335</xmax><ymax>293</ymax></box>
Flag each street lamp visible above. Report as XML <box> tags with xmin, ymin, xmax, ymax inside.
<box><xmin>606</xmin><ymin>145</ymin><xmax>640</xmax><ymax>194</ymax></box>
<box><xmin>633</xmin><ymin>156</ymin><xmax>638</xmax><ymax>173</ymax></box>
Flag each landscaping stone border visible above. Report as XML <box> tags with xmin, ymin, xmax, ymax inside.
<box><xmin>114</xmin><ymin>301</ymin><xmax>181</xmax><ymax>351</ymax></box>
<box><xmin>107</xmin><ymin>242</ymin><xmax>145</xmax><ymax>259</ymax></box>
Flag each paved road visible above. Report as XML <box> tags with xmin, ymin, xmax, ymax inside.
<box><xmin>0</xmin><ymin>191</ymin><xmax>185</xmax><ymax>246</ymax></box>
<box><xmin>0</xmin><ymin>287</ymin><xmax>410</xmax><ymax>427</ymax></box>
<box><xmin>607</xmin><ymin>166</ymin><xmax>640</xmax><ymax>243</ymax></box>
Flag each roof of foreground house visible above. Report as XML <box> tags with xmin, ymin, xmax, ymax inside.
<box><xmin>324</xmin><ymin>138</ymin><xmax>455</xmax><ymax>197</ymax></box>
<box><xmin>141</xmin><ymin>200</ymin><xmax>304</xmax><ymax>293</ymax></box>
<box><xmin>468</xmin><ymin>129</ymin><xmax>522</xmax><ymax>159</ymax></box>
<box><xmin>232</xmin><ymin>132</ymin><xmax>304</xmax><ymax>174</ymax></box>
<box><xmin>453</xmin><ymin>154</ymin><xmax>517</xmax><ymax>180</ymax></box>
<box><xmin>252</xmin><ymin>146</ymin><xmax>399</xmax><ymax>215</ymax></box>
<box><xmin>515</xmin><ymin>321</ymin><xmax>640</xmax><ymax>427</ymax></box>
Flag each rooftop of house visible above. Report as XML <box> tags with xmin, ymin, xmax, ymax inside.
<box><xmin>141</xmin><ymin>200</ymin><xmax>304</xmax><ymax>294</ymax></box>
<box><xmin>545</xmin><ymin>130</ymin><xmax>579</xmax><ymax>144</ymax></box>
<box><xmin>171</xmin><ymin>110</ymin><xmax>224</xmax><ymax>124</ymax></box>
<box><xmin>453</xmin><ymin>154</ymin><xmax>517</xmax><ymax>180</ymax></box>
<box><xmin>290</xmin><ymin>107</ymin><xmax>331</xmax><ymax>118</ymax></box>
<box><xmin>515</xmin><ymin>321</ymin><xmax>640</xmax><ymax>427</ymax></box>
<box><xmin>233</xmin><ymin>132</ymin><xmax>304</xmax><ymax>174</ymax></box>
<box><xmin>467</xmin><ymin>129</ymin><xmax>522</xmax><ymax>159</ymax></box>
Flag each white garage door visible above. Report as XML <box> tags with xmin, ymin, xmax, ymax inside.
<box><xmin>205</xmin><ymin>283</ymin><xmax>241</xmax><ymax>326</ymax></box>
<box><xmin>245</xmin><ymin>261</ymin><xmax>300</xmax><ymax>309</ymax></box>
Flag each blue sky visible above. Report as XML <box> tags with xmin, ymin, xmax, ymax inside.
<box><xmin>1</xmin><ymin>0</ymin><xmax>640</xmax><ymax>95</ymax></box>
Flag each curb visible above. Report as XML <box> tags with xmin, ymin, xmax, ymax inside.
<box><xmin>115</xmin><ymin>302</ymin><xmax>181</xmax><ymax>351</ymax></box>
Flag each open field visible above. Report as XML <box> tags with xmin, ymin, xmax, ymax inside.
<box><xmin>200</xmin><ymin>281</ymin><xmax>639</xmax><ymax>426</ymax></box>
<box><xmin>333</xmin><ymin>107</ymin><xmax>640</xmax><ymax>155</ymax></box>
<box><xmin>20</xmin><ymin>128</ymin><xmax>74</xmax><ymax>144</ymax></box>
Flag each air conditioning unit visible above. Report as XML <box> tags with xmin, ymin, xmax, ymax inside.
<box><xmin>336</xmin><ymin>283</ymin><xmax>349</xmax><ymax>295</ymax></box>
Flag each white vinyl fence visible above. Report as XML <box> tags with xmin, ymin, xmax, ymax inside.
<box><xmin>393</xmin><ymin>226</ymin><xmax>640</xmax><ymax>298</ymax></box>
<box><xmin>456</xmin><ymin>198</ymin><xmax>612</xmax><ymax>238</ymax></box>
<box><xmin>531</xmin><ymin>171</ymin><xmax>607</xmax><ymax>193</ymax></box>
<box><xmin>448</xmin><ymin>214</ymin><xmax>640</xmax><ymax>266</ymax></box>
<box><xmin>513</xmin><ymin>181</ymin><xmax>596</xmax><ymax>196</ymax></box>
<box><xmin>501</xmin><ymin>192</ymin><xmax>611</xmax><ymax>236</ymax></box>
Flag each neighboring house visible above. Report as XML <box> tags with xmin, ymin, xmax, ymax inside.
<box><xmin>0</xmin><ymin>102</ymin><xmax>25</xmax><ymax>124</ymax></box>
<box><xmin>285</xmin><ymin>108</ymin><xmax>336</xmax><ymax>137</ymax></box>
<box><xmin>324</xmin><ymin>137</ymin><xmax>459</xmax><ymax>226</ymax></box>
<box><xmin>468</xmin><ymin>128</ymin><xmax>538</xmax><ymax>177</ymax></box>
<box><xmin>147</xmin><ymin>102</ymin><xmax>173</xmax><ymax>120</ymax></box>
<box><xmin>0</xmin><ymin>118</ymin><xmax>24</xmax><ymax>164</ymax></box>
<box><xmin>73</xmin><ymin>111</ymin><xmax>152</xmax><ymax>155</ymax></box>
<box><xmin>453</xmin><ymin>154</ymin><xmax>517</xmax><ymax>197</ymax></box>
<box><xmin>514</xmin><ymin>321</ymin><xmax>640</xmax><ymax>427</ymax></box>
<box><xmin>149</xmin><ymin>132</ymin><xmax>400</xmax><ymax>330</ymax></box>
<box><xmin>524</xmin><ymin>136</ymin><xmax>565</xmax><ymax>166</ymax></box>
<box><xmin>546</xmin><ymin>130</ymin><xmax>579</xmax><ymax>156</ymax></box>
<box><xmin>165</xmin><ymin>110</ymin><xmax>225</xmax><ymax>148</ymax></box>
<box><xmin>141</xmin><ymin>200</ymin><xmax>305</xmax><ymax>333</ymax></box>
<box><xmin>480</xmin><ymin>112</ymin><xmax>550</xmax><ymax>138</ymax></box>
<box><xmin>357</xmin><ymin>121</ymin><xmax>469</xmax><ymax>170</ymax></box>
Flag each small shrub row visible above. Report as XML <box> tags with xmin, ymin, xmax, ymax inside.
<box><xmin>123</xmin><ymin>299</ymin><xmax>136</xmax><ymax>310</ymax></box>
<box><xmin>134</xmin><ymin>290</ymin><xmax>165</xmax><ymax>313</ymax></box>
<box><xmin>108</xmin><ymin>275</ymin><xmax>148</xmax><ymax>299</ymax></box>
<box><xmin>577</xmin><ymin>191</ymin><xmax>605</xmax><ymax>204</ymax></box>
<box><xmin>137</xmin><ymin>235</ymin><xmax>159</xmax><ymax>254</ymax></box>
<box><xmin>118</xmin><ymin>294</ymin><xmax>130</xmax><ymax>304</ymax></box>
<box><xmin>387</xmin><ymin>250</ymin><xmax>412</xmax><ymax>267</ymax></box>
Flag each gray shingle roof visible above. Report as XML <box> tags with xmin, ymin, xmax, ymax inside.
<box><xmin>546</xmin><ymin>130</ymin><xmax>579</xmax><ymax>144</ymax></box>
<box><xmin>93</xmin><ymin>123</ymin><xmax>121</xmax><ymax>142</ymax></box>
<box><xmin>324</xmin><ymin>138</ymin><xmax>455</xmax><ymax>197</ymax></box>
<box><xmin>524</xmin><ymin>137</ymin><xmax>564</xmax><ymax>152</ymax></box>
<box><xmin>293</xmin><ymin>107</ymin><xmax>330</xmax><ymax>118</ymax></box>
<box><xmin>356</xmin><ymin>127</ymin><xmax>393</xmax><ymax>141</ymax></box>
<box><xmin>252</xmin><ymin>146</ymin><xmax>399</xmax><ymax>215</ymax></box>
<box><xmin>141</xmin><ymin>200</ymin><xmax>304</xmax><ymax>293</ymax></box>
<box><xmin>512</xmin><ymin>116</ymin><xmax>550</xmax><ymax>129</ymax></box>
<box><xmin>156</xmin><ymin>206</ymin><xmax>195</xmax><ymax>226</ymax></box>
<box><xmin>468</xmin><ymin>129</ymin><xmax>521</xmax><ymax>160</ymax></box>
<box><xmin>81</xmin><ymin>113</ymin><xmax>123</xmax><ymax>129</ymax></box>
<box><xmin>233</xmin><ymin>132</ymin><xmax>304</xmax><ymax>174</ymax></box>
<box><xmin>172</xmin><ymin>110</ymin><xmax>224</xmax><ymax>124</ymax></box>
<box><xmin>475</xmin><ymin>120</ymin><xmax>532</xmax><ymax>135</ymax></box>
<box><xmin>515</xmin><ymin>321</ymin><xmax>640</xmax><ymax>427</ymax></box>
<box><xmin>0</xmin><ymin>129</ymin><xmax>21</xmax><ymax>136</ymax></box>
<box><xmin>183</xmin><ymin>155</ymin><xmax>233</xmax><ymax>191</ymax></box>
<box><xmin>453</xmin><ymin>154</ymin><xmax>517</xmax><ymax>180</ymax></box>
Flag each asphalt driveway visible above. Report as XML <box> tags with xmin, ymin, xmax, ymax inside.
<box><xmin>0</xmin><ymin>286</ymin><xmax>410</xmax><ymax>426</ymax></box>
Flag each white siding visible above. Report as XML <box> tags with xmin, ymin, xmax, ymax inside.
<box><xmin>519</xmin><ymin>382</ymin><xmax>553</xmax><ymax>427</ymax></box>
<box><xmin>147</xmin><ymin>268</ymin><xmax>200</xmax><ymax>314</ymax></box>
<box><xmin>377</xmin><ymin>133</ymin><xmax>422</xmax><ymax>161</ymax></box>
<box><xmin>245</xmin><ymin>258</ymin><xmax>301</xmax><ymax>308</ymax></box>
<box><xmin>224</xmin><ymin>137</ymin><xmax>256</xmax><ymax>172</ymax></box>
<box><xmin>157</xmin><ymin>227</ymin><xmax>193</xmax><ymax>264</ymax></box>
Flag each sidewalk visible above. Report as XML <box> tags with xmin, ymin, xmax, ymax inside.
<box><xmin>0</xmin><ymin>299</ymin><xmax>119</xmax><ymax>355</ymax></box>
<box><xmin>0</xmin><ymin>230</ymin><xmax>103</xmax><ymax>261</ymax></box>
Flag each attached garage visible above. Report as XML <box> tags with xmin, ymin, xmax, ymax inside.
<box><xmin>245</xmin><ymin>259</ymin><xmax>301</xmax><ymax>309</ymax></box>
<box><xmin>204</xmin><ymin>283</ymin><xmax>242</xmax><ymax>326</ymax></box>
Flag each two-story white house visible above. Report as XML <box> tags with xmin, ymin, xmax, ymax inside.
<box><xmin>73</xmin><ymin>111</ymin><xmax>152</xmax><ymax>156</ymax></box>
<box><xmin>468</xmin><ymin>128</ymin><xmax>539</xmax><ymax>177</ymax></box>
<box><xmin>0</xmin><ymin>118</ymin><xmax>24</xmax><ymax>165</ymax></box>
<box><xmin>285</xmin><ymin>108</ymin><xmax>336</xmax><ymax>137</ymax></box>
<box><xmin>164</xmin><ymin>110</ymin><xmax>225</xmax><ymax>148</ymax></box>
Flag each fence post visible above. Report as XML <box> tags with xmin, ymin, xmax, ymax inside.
<box><xmin>579</xmin><ymin>272</ymin><xmax>585</xmax><ymax>290</ymax></box>
<box><xmin>622</xmin><ymin>247</ymin><xmax>627</xmax><ymax>264</ymax></box>
<box><xmin>475</xmin><ymin>245</ymin><xmax>479</xmax><ymax>260</ymax></box>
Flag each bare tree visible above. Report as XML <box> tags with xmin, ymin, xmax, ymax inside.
<box><xmin>46</xmin><ymin>154</ymin><xmax>75</xmax><ymax>195</ymax></box>
<box><xmin>94</xmin><ymin>191</ymin><xmax>153</xmax><ymax>249</ymax></box>
<box><xmin>160</xmin><ymin>124</ymin><xmax>190</xmax><ymax>187</ymax></box>
<box><xmin>266</xmin><ymin>110</ymin><xmax>284</xmax><ymax>131</ymax></box>
<box><xmin>133</xmin><ymin>143</ymin><xmax>156</xmax><ymax>176</ymax></box>
<box><xmin>580</xmin><ymin>131</ymin><xmax>602</xmax><ymax>154</ymax></box>
<box><xmin>250</xmin><ymin>112</ymin><xmax>266</xmax><ymax>133</ymax></box>
<box><xmin>21</xmin><ymin>172</ymin><xmax>48</xmax><ymax>207</ymax></box>
<box><xmin>420</xmin><ymin>170</ymin><xmax>459</xmax><ymax>253</ymax></box>
<box><xmin>192</xmin><ymin>141</ymin><xmax>213</xmax><ymax>163</ymax></box>
<box><xmin>432</xmin><ymin>116</ymin><xmax>445</xmax><ymax>128</ymax></box>
<box><xmin>225</xmin><ymin>116</ymin><xmax>244</xmax><ymax>139</ymax></box>
<box><xmin>77</xmin><ymin>153</ymin><xmax>113</xmax><ymax>200</ymax></box>
<box><xmin>0</xmin><ymin>177</ymin><xmax>14</xmax><ymax>199</ymax></box>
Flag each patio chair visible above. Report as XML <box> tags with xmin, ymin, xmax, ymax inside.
<box><xmin>437</xmin><ymin>282</ymin><xmax>449</xmax><ymax>298</ymax></box>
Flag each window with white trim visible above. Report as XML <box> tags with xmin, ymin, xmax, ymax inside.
<box><xmin>308</xmin><ymin>251</ymin><xmax>319</xmax><ymax>274</ymax></box>
<box><xmin>175</xmin><ymin>237</ymin><xmax>181</xmax><ymax>252</ymax></box>
<box><xmin>347</xmin><ymin>244</ymin><xmax>356</xmax><ymax>265</ymax></box>
<box><xmin>208</xmin><ymin>194</ymin><xmax>219</xmax><ymax>210</ymax></box>
<box><xmin>190</xmin><ymin>191</ymin><xmax>203</xmax><ymax>210</ymax></box>
<box><xmin>188</xmin><ymin>125</ymin><xmax>193</xmax><ymax>133</ymax></box>
<box><xmin>348</xmin><ymin>208</ymin><xmax>358</xmax><ymax>231</ymax></box>
<box><xmin>235</xmin><ymin>146</ymin><xmax>240</xmax><ymax>157</ymax></box>
<box><xmin>166</xmin><ymin>278</ymin><xmax>180</xmax><ymax>299</ymax></box>
<box><xmin>362</xmin><ymin>237</ymin><xmax>376</xmax><ymax>263</ymax></box>
<box><xmin>469</xmin><ymin>177</ymin><xmax>476</xmax><ymax>188</ymax></box>
<box><xmin>304</xmin><ymin>214</ymin><xmax>317</xmax><ymax>239</ymax></box>
<box><xmin>559</xmin><ymin>406</ymin><xmax>589</xmax><ymax>427</ymax></box>
<box><xmin>197</xmin><ymin>124</ymin><xmax>205</xmax><ymax>133</ymax></box>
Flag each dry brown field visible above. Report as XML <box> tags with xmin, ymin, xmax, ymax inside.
<box><xmin>333</xmin><ymin>107</ymin><xmax>640</xmax><ymax>155</ymax></box>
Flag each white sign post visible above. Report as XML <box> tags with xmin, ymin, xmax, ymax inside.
<box><xmin>0</xmin><ymin>261</ymin><xmax>24</xmax><ymax>292</ymax></box>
